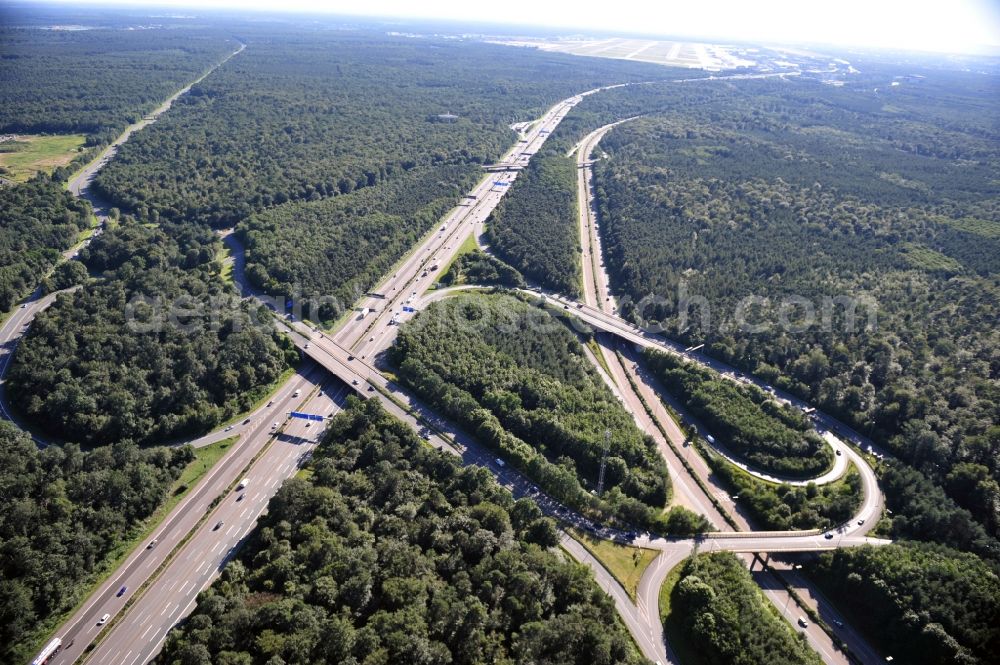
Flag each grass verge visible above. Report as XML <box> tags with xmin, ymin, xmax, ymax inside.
<box><xmin>567</xmin><ymin>528</ymin><xmax>658</xmax><ymax>600</ymax></box>
<box><xmin>658</xmin><ymin>555</ymin><xmax>707</xmax><ymax>665</ymax></box>
<box><xmin>585</xmin><ymin>337</ymin><xmax>614</xmax><ymax>379</ymax></box>
<box><xmin>433</xmin><ymin>230</ymin><xmax>479</xmax><ymax>287</ymax></box>
<box><xmin>23</xmin><ymin>436</ymin><xmax>238</xmax><ymax>663</ymax></box>
<box><xmin>171</xmin><ymin>437</ymin><xmax>239</xmax><ymax>502</ymax></box>
<box><xmin>81</xmin><ymin>415</ymin><xmax>292</xmax><ymax>661</ymax></box>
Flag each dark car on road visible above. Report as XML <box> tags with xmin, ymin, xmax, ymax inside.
<box><xmin>116</xmin><ymin>585</ymin><xmax>127</xmax><ymax>597</ymax></box>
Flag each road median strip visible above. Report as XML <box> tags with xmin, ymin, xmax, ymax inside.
<box><xmin>615</xmin><ymin>349</ymin><xmax>740</xmax><ymax>531</ymax></box>
<box><xmin>77</xmin><ymin>387</ymin><xmax>320</xmax><ymax>663</ymax></box>
<box><xmin>771</xmin><ymin>572</ymin><xmax>862</xmax><ymax>665</ymax></box>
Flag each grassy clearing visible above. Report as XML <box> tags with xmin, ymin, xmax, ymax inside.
<box><xmin>76</xmin><ymin>223</ymin><xmax>99</xmax><ymax>243</ymax></box>
<box><xmin>23</xmin><ymin>435</ymin><xmax>238</xmax><ymax>660</ymax></box>
<box><xmin>568</xmin><ymin>528</ymin><xmax>659</xmax><ymax>600</ymax></box>
<box><xmin>678</xmin><ymin>145</ymin><xmax>729</xmax><ymax>164</ymax></box>
<box><xmin>659</xmin><ymin>556</ymin><xmax>708</xmax><ymax>665</ymax></box>
<box><xmin>0</xmin><ymin>134</ymin><xmax>87</xmax><ymax>181</ymax></box>
<box><xmin>585</xmin><ymin>337</ymin><xmax>615</xmax><ymax>380</ymax></box>
<box><xmin>902</xmin><ymin>243</ymin><xmax>963</xmax><ymax>273</ymax></box>
<box><xmin>220</xmin><ymin>258</ymin><xmax>235</xmax><ymax>286</ymax></box>
<box><xmin>433</xmin><ymin>231</ymin><xmax>479</xmax><ymax>287</ymax></box>
<box><xmin>217</xmin><ymin>244</ymin><xmax>235</xmax><ymax>286</ymax></box>
<box><xmin>938</xmin><ymin>216</ymin><xmax>1000</xmax><ymax>239</ymax></box>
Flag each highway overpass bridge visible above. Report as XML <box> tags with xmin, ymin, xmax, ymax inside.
<box><xmin>285</xmin><ymin>317</ymin><xmax>887</xmax><ymax>556</ymax></box>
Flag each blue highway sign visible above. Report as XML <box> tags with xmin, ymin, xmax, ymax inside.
<box><xmin>291</xmin><ymin>411</ymin><xmax>324</xmax><ymax>421</ymax></box>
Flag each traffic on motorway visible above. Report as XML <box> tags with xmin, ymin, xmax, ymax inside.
<box><xmin>47</xmin><ymin>377</ymin><xmax>347</xmax><ymax>665</ymax></box>
<box><xmin>19</xmin><ymin>76</ymin><xmax>892</xmax><ymax>665</ymax></box>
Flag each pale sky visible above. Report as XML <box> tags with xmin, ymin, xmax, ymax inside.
<box><xmin>54</xmin><ymin>0</ymin><xmax>1000</xmax><ymax>53</ymax></box>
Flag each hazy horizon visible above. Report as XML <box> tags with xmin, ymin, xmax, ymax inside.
<box><xmin>18</xmin><ymin>0</ymin><xmax>1000</xmax><ymax>56</ymax></box>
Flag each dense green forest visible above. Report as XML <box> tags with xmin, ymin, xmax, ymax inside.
<box><xmin>878</xmin><ymin>462</ymin><xmax>1000</xmax><ymax>560</ymax></box>
<box><xmin>7</xmin><ymin>220</ymin><xmax>293</xmax><ymax>445</ymax></box>
<box><xmin>591</xmin><ymin>72</ymin><xmax>1000</xmax><ymax>538</ymax></box>
<box><xmin>668</xmin><ymin>552</ymin><xmax>820</xmax><ymax>665</ymax></box>
<box><xmin>94</xmin><ymin>31</ymin><xmax>672</xmax><ymax>229</ymax></box>
<box><xmin>643</xmin><ymin>349</ymin><xmax>832</xmax><ymax>477</ymax></box>
<box><xmin>159</xmin><ymin>398</ymin><xmax>648</xmax><ymax>665</ymax></box>
<box><xmin>238</xmin><ymin>164</ymin><xmax>478</xmax><ymax>318</ymax></box>
<box><xmin>486</xmin><ymin>153</ymin><xmax>580</xmax><ymax>295</ymax></box>
<box><xmin>440</xmin><ymin>249</ymin><xmax>526</xmax><ymax>289</ymax></box>
<box><xmin>0</xmin><ymin>174</ymin><xmax>91</xmax><ymax>311</ymax></box>
<box><xmin>390</xmin><ymin>292</ymin><xmax>680</xmax><ymax>533</ymax></box>
<box><xmin>0</xmin><ymin>421</ymin><xmax>195</xmax><ymax>663</ymax></box>
<box><xmin>0</xmin><ymin>25</ymin><xmax>235</xmax><ymax>142</ymax></box>
<box><xmin>809</xmin><ymin>543</ymin><xmax>1000</xmax><ymax>664</ymax></box>
<box><xmin>543</xmin><ymin>78</ymin><xmax>722</xmax><ymax>156</ymax></box>
<box><xmin>41</xmin><ymin>256</ymin><xmax>90</xmax><ymax>294</ymax></box>
<box><xmin>0</xmin><ymin>19</ymin><xmax>237</xmax><ymax>314</ymax></box>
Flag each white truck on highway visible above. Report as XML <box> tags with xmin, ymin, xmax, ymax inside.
<box><xmin>237</xmin><ymin>478</ymin><xmax>249</xmax><ymax>490</ymax></box>
<box><xmin>31</xmin><ymin>637</ymin><xmax>62</xmax><ymax>665</ymax></box>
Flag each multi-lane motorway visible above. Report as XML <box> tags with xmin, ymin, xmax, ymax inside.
<box><xmin>334</xmin><ymin>85</ymin><xmax>628</xmax><ymax>359</ymax></box>
<box><xmin>571</xmin><ymin>117</ymin><xmax>639</xmax><ymax>314</ymax></box>
<box><xmin>281</xmin><ymin>83</ymin><xmax>890</xmax><ymax>663</ymax></box>
<box><xmin>35</xmin><ymin>85</ymin><xmax>654</xmax><ymax>662</ymax></box>
<box><xmin>50</xmin><ymin>373</ymin><xmax>346</xmax><ymax>665</ymax></box>
<box><xmin>566</xmin><ymin>117</ymin><xmax>885</xmax><ymax>663</ymax></box>
<box><xmin>21</xmin><ymin>72</ymin><xmax>895</xmax><ymax>665</ymax></box>
<box><xmin>289</xmin><ymin>324</ymin><xmax>889</xmax><ymax>665</ymax></box>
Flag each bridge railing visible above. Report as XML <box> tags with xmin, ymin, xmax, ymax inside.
<box><xmin>702</xmin><ymin>528</ymin><xmax>822</xmax><ymax>539</ymax></box>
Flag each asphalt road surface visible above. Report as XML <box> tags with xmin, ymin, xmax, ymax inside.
<box><xmin>34</xmin><ymin>75</ymin><xmax>889</xmax><ymax>665</ymax></box>
<box><xmin>0</xmin><ymin>287</ymin><xmax>79</xmax><ymax>441</ymax></box>
<box><xmin>331</xmin><ymin>85</ymin><xmax>626</xmax><ymax>358</ymax></box>
<box><xmin>59</xmin><ymin>377</ymin><xmax>346</xmax><ymax>665</ymax></box>
<box><xmin>565</xmin><ymin>118</ymin><xmax>886</xmax><ymax>662</ymax></box>
<box><xmin>67</xmin><ymin>44</ymin><xmax>245</xmax><ymax>219</ymax></box>
<box><xmin>572</xmin><ymin>117</ymin><xmax>638</xmax><ymax>314</ymax></box>
<box><xmin>291</xmin><ymin>302</ymin><xmax>888</xmax><ymax>665</ymax></box>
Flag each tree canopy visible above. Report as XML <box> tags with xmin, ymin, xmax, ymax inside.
<box><xmin>810</xmin><ymin>542</ymin><xmax>1000</xmax><ymax>665</ymax></box>
<box><xmin>705</xmin><ymin>452</ymin><xmax>862</xmax><ymax>531</ymax></box>
<box><xmin>93</xmin><ymin>30</ymin><xmax>672</xmax><ymax>229</ymax></box>
<box><xmin>0</xmin><ymin>24</ymin><xmax>236</xmax><ymax>142</ymax></box>
<box><xmin>0</xmin><ymin>421</ymin><xmax>194</xmax><ymax>663</ymax></box>
<box><xmin>8</xmin><ymin>219</ymin><xmax>293</xmax><ymax>445</ymax></box>
<box><xmin>486</xmin><ymin>153</ymin><xmax>581</xmax><ymax>295</ymax></box>
<box><xmin>588</xmin><ymin>71</ymin><xmax>998</xmax><ymax>538</ymax></box>
<box><xmin>669</xmin><ymin>552</ymin><xmax>820</xmax><ymax>665</ymax></box>
<box><xmin>644</xmin><ymin>349</ymin><xmax>832</xmax><ymax>478</ymax></box>
<box><xmin>238</xmin><ymin>164</ymin><xmax>478</xmax><ymax>320</ymax></box>
<box><xmin>390</xmin><ymin>292</ymin><xmax>676</xmax><ymax>533</ymax></box>
<box><xmin>158</xmin><ymin>398</ymin><xmax>649</xmax><ymax>665</ymax></box>
<box><xmin>0</xmin><ymin>174</ymin><xmax>91</xmax><ymax>311</ymax></box>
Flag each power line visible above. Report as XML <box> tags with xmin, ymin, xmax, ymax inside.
<box><xmin>597</xmin><ymin>429</ymin><xmax>611</xmax><ymax>496</ymax></box>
